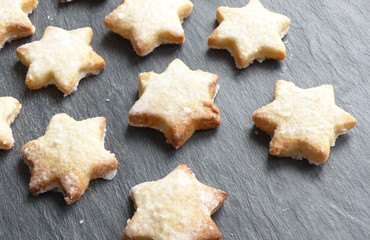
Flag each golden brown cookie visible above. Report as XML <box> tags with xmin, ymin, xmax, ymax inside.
<box><xmin>0</xmin><ymin>97</ymin><xmax>22</xmax><ymax>150</ymax></box>
<box><xmin>124</xmin><ymin>164</ymin><xmax>227</xmax><ymax>240</ymax></box>
<box><xmin>0</xmin><ymin>0</ymin><xmax>38</xmax><ymax>50</ymax></box>
<box><xmin>252</xmin><ymin>80</ymin><xmax>357</xmax><ymax>164</ymax></box>
<box><xmin>104</xmin><ymin>0</ymin><xmax>193</xmax><ymax>56</ymax></box>
<box><xmin>16</xmin><ymin>26</ymin><xmax>106</xmax><ymax>95</ymax></box>
<box><xmin>21</xmin><ymin>113</ymin><xmax>118</xmax><ymax>204</ymax></box>
<box><xmin>128</xmin><ymin>59</ymin><xmax>221</xmax><ymax>148</ymax></box>
<box><xmin>208</xmin><ymin>0</ymin><xmax>290</xmax><ymax>68</ymax></box>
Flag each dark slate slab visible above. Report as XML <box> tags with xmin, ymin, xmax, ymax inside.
<box><xmin>0</xmin><ymin>0</ymin><xmax>369</xmax><ymax>239</ymax></box>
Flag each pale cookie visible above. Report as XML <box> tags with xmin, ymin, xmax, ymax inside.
<box><xmin>252</xmin><ymin>80</ymin><xmax>357</xmax><ymax>165</ymax></box>
<box><xmin>0</xmin><ymin>0</ymin><xmax>38</xmax><ymax>50</ymax></box>
<box><xmin>16</xmin><ymin>26</ymin><xmax>106</xmax><ymax>95</ymax></box>
<box><xmin>21</xmin><ymin>113</ymin><xmax>118</xmax><ymax>204</ymax></box>
<box><xmin>208</xmin><ymin>0</ymin><xmax>290</xmax><ymax>68</ymax></box>
<box><xmin>124</xmin><ymin>164</ymin><xmax>227</xmax><ymax>240</ymax></box>
<box><xmin>128</xmin><ymin>59</ymin><xmax>221</xmax><ymax>149</ymax></box>
<box><xmin>104</xmin><ymin>0</ymin><xmax>193</xmax><ymax>56</ymax></box>
<box><xmin>0</xmin><ymin>97</ymin><xmax>21</xmax><ymax>150</ymax></box>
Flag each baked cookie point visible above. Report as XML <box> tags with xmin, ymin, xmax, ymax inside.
<box><xmin>0</xmin><ymin>97</ymin><xmax>22</xmax><ymax>150</ymax></box>
<box><xmin>0</xmin><ymin>0</ymin><xmax>38</xmax><ymax>50</ymax></box>
<box><xmin>16</xmin><ymin>26</ymin><xmax>106</xmax><ymax>95</ymax></box>
<box><xmin>104</xmin><ymin>0</ymin><xmax>193</xmax><ymax>56</ymax></box>
<box><xmin>128</xmin><ymin>58</ymin><xmax>221</xmax><ymax>148</ymax></box>
<box><xmin>208</xmin><ymin>0</ymin><xmax>290</xmax><ymax>68</ymax></box>
<box><xmin>124</xmin><ymin>164</ymin><xmax>227</xmax><ymax>240</ymax></box>
<box><xmin>21</xmin><ymin>113</ymin><xmax>118</xmax><ymax>204</ymax></box>
<box><xmin>252</xmin><ymin>80</ymin><xmax>357</xmax><ymax>165</ymax></box>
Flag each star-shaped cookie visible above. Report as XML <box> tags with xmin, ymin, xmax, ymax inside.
<box><xmin>0</xmin><ymin>0</ymin><xmax>38</xmax><ymax>50</ymax></box>
<box><xmin>252</xmin><ymin>80</ymin><xmax>357</xmax><ymax>164</ymax></box>
<box><xmin>104</xmin><ymin>0</ymin><xmax>193</xmax><ymax>56</ymax></box>
<box><xmin>128</xmin><ymin>59</ymin><xmax>221</xmax><ymax>148</ymax></box>
<box><xmin>0</xmin><ymin>97</ymin><xmax>21</xmax><ymax>150</ymax></box>
<box><xmin>124</xmin><ymin>164</ymin><xmax>227</xmax><ymax>240</ymax></box>
<box><xmin>16</xmin><ymin>26</ymin><xmax>106</xmax><ymax>95</ymax></box>
<box><xmin>208</xmin><ymin>0</ymin><xmax>290</xmax><ymax>68</ymax></box>
<box><xmin>21</xmin><ymin>113</ymin><xmax>118</xmax><ymax>204</ymax></box>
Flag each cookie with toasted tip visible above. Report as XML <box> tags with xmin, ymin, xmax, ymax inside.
<box><xmin>252</xmin><ymin>80</ymin><xmax>357</xmax><ymax>164</ymax></box>
<box><xmin>124</xmin><ymin>164</ymin><xmax>227</xmax><ymax>240</ymax></box>
<box><xmin>0</xmin><ymin>0</ymin><xmax>38</xmax><ymax>50</ymax></box>
<box><xmin>104</xmin><ymin>0</ymin><xmax>193</xmax><ymax>56</ymax></box>
<box><xmin>128</xmin><ymin>59</ymin><xmax>221</xmax><ymax>148</ymax></box>
<box><xmin>21</xmin><ymin>113</ymin><xmax>118</xmax><ymax>204</ymax></box>
<box><xmin>0</xmin><ymin>97</ymin><xmax>22</xmax><ymax>150</ymax></box>
<box><xmin>208</xmin><ymin>0</ymin><xmax>290</xmax><ymax>68</ymax></box>
<box><xmin>16</xmin><ymin>26</ymin><xmax>106</xmax><ymax>95</ymax></box>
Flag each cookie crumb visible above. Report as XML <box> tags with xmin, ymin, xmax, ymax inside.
<box><xmin>254</xmin><ymin>131</ymin><xmax>259</xmax><ymax>135</ymax></box>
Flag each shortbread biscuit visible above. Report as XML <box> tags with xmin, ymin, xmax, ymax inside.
<box><xmin>128</xmin><ymin>59</ymin><xmax>221</xmax><ymax>148</ymax></box>
<box><xmin>104</xmin><ymin>0</ymin><xmax>193</xmax><ymax>56</ymax></box>
<box><xmin>21</xmin><ymin>113</ymin><xmax>118</xmax><ymax>204</ymax></box>
<box><xmin>16</xmin><ymin>26</ymin><xmax>106</xmax><ymax>95</ymax></box>
<box><xmin>208</xmin><ymin>0</ymin><xmax>290</xmax><ymax>68</ymax></box>
<box><xmin>0</xmin><ymin>97</ymin><xmax>21</xmax><ymax>150</ymax></box>
<box><xmin>252</xmin><ymin>80</ymin><xmax>357</xmax><ymax>165</ymax></box>
<box><xmin>0</xmin><ymin>0</ymin><xmax>38</xmax><ymax>50</ymax></box>
<box><xmin>124</xmin><ymin>164</ymin><xmax>227</xmax><ymax>240</ymax></box>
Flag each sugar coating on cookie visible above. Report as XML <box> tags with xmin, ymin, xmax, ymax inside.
<box><xmin>128</xmin><ymin>58</ymin><xmax>221</xmax><ymax>148</ymax></box>
<box><xmin>0</xmin><ymin>97</ymin><xmax>22</xmax><ymax>150</ymax></box>
<box><xmin>16</xmin><ymin>26</ymin><xmax>106</xmax><ymax>95</ymax></box>
<box><xmin>252</xmin><ymin>80</ymin><xmax>357</xmax><ymax>164</ymax></box>
<box><xmin>208</xmin><ymin>0</ymin><xmax>290</xmax><ymax>68</ymax></box>
<box><xmin>104</xmin><ymin>0</ymin><xmax>193</xmax><ymax>56</ymax></box>
<box><xmin>124</xmin><ymin>164</ymin><xmax>227</xmax><ymax>240</ymax></box>
<box><xmin>21</xmin><ymin>113</ymin><xmax>118</xmax><ymax>204</ymax></box>
<box><xmin>0</xmin><ymin>0</ymin><xmax>38</xmax><ymax>50</ymax></box>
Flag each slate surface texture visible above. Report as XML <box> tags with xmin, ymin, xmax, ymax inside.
<box><xmin>0</xmin><ymin>0</ymin><xmax>369</xmax><ymax>239</ymax></box>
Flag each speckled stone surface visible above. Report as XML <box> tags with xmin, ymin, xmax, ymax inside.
<box><xmin>0</xmin><ymin>0</ymin><xmax>369</xmax><ymax>239</ymax></box>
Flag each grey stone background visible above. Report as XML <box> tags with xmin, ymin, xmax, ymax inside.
<box><xmin>0</xmin><ymin>0</ymin><xmax>369</xmax><ymax>239</ymax></box>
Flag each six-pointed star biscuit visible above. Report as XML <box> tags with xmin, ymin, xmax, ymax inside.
<box><xmin>252</xmin><ymin>80</ymin><xmax>357</xmax><ymax>164</ymax></box>
<box><xmin>128</xmin><ymin>59</ymin><xmax>221</xmax><ymax>148</ymax></box>
<box><xmin>104</xmin><ymin>0</ymin><xmax>193</xmax><ymax>56</ymax></box>
<box><xmin>124</xmin><ymin>164</ymin><xmax>227</xmax><ymax>240</ymax></box>
<box><xmin>0</xmin><ymin>97</ymin><xmax>21</xmax><ymax>150</ymax></box>
<box><xmin>0</xmin><ymin>0</ymin><xmax>38</xmax><ymax>50</ymax></box>
<box><xmin>16</xmin><ymin>26</ymin><xmax>106</xmax><ymax>95</ymax></box>
<box><xmin>208</xmin><ymin>0</ymin><xmax>291</xmax><ymax>68</ymax></box>
<box><xmin>21</xmin><ymin>113</ymin><xmax>118</xmax><ymax>204</ymax></box>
